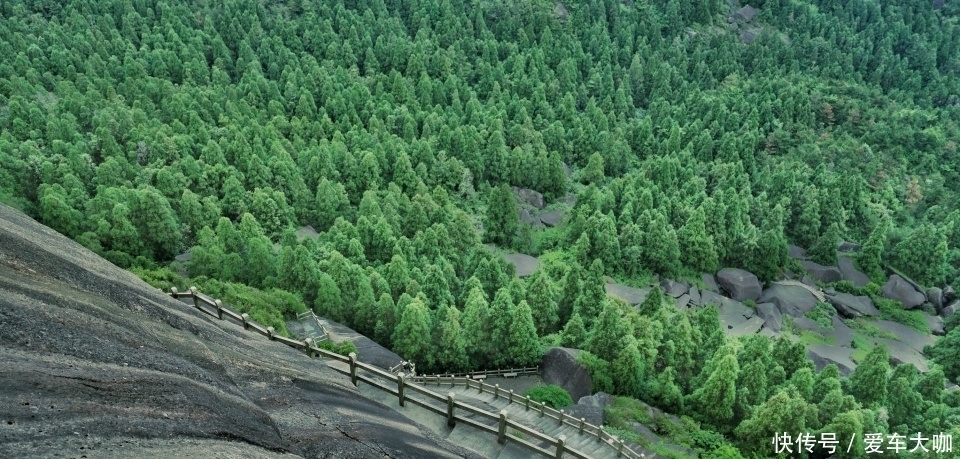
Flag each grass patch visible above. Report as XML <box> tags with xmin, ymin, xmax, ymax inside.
<box><xmin>873</xmin><ymin>297</ymin><xmax>929</xmax><ymax>333</ymax></box>
<box><xmin>606</xmin><ymin>396</ymin><xmax>655</xmax><ymax>426</ymax></box>
<box><xmin>846</xmin><ymin>318</ymin><xmax>897</xmax><ymax>339</ymax></box>
<box><xmin>850</xmin><ymin>336</ymin><xmax>872</xmax><ymax>363</ymax></box>
<box><xmin>797</xmin><ymin>330</ymin><xmax>834</xmax><ymax>346</ymax></box>
<box><xmin>804</xmin><ymin>302</ymin><xmax>836</xmax><ymax>329</ymax></box>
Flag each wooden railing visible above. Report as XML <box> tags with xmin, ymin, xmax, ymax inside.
<box><xmin>166</xmin><ymin>286</ymin><xmax>648</xmax><ymax>459</ymax></box>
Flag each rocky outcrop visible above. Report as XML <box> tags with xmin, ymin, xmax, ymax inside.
<box><xmin>882</xmin><ymin>274</ymin><xmax>926</xmax><ymax>309</ymax></box>
<box><xmin>605</xmin><ymin>284</ymin><xmax>650</xmax><ymax>305</ymax></box>
<box><xmin>541</xmin><ymin>348</ymin><xmax>593</xmax><ymax>402</ymax></box>
<box><xmin>716</xmin><ymin>268</ymin><xmax>762</xmax><ymax>302</ymax></box>
<box><xmin>564</xmin><ymin>393</ymin><xmax>611</xmax><ymax>427</ymax></box>
<box><xmin>788</xmin><ymin>245</ymin><xmax>807</xmax><ymax>259</ymax></box>
<box><xmin>513</xmin><ymin>187</ymin><xmax>546</xmax><ymax>209</ymax></box>
<box><xmin>702</xmin><ymin>273</ymin><xmax>720</xmax><ymax>293</ymax></box>
<box><xmin>0</xmin><ymin>204</ymin><xmax>471</xmax><ymax>459</ymax></box>
<box><xmin>758</xmin><ymin>283</ymin><xmax>818</xmax><ymax>318</ymax></box>
<box><xmin>837</xmin><ymin>256</ymin><xmax>870</xmax><ymax>287</ymax></box>
<box><xmin>826</xmin><ymin>292</ymin><xmax>880</xmax><ymax>318</ymax></box>
<box><xmin>756</xmin><ymin>302</ymin><xmax>783</xmax><ymax>332</ymax></box>
<box><xmin>660</xmin><ymin>279</ymin><xmax>688</xmax><ymax>298</ymax></box>
<box><xmin>688</xmin><ymin>286</ymin><xmax>701</xmax><ymax>305</ymax></box>
<box><xmin>837</xmin><ymin>241</ymin><xmax>862</xmax><ymax>253</ymax></box>
<box><xmin>944</xmin><ymin>286</ymin><xmax>956</xmax><ymax>302</ymax></box>
<box><xmin>801</xmin><ymin>260</ymin><xmax>843</xmax><ymax>284</ymax></box>
<box><xmin>943</xmin><ymin>300</ymin><xmax>959</xmax><ymax>318</ymax></box>
<box><xmin>538</xmin><ymin>210</ymin><xmax>567</xmax><ymax>227</ymax></box>
<box><xmin>927</xmin><ymin>315</ymin><xmax>946</xmax><ymax>336</ymax></box>
<box><xmin>519</xmin><ymin>208</ymin><xmax>540</xmax><ymax>226</ymax></box>
<box><xmin>503</xmin><ymin>253</ymin><xmax>540</xmax><ymax>277</ymax></box>
<box><xmin>806</xmin><ymin>345</ymin><xmax>856</xmax><ymax>376</ymax></box>
<box><xmin>927</xmin><ymin>287</ymin><xmax>944</xmax><ymax>312</ymax></box>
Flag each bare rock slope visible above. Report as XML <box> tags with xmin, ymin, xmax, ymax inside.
<box><xmin>0</xmin><ymin>204</ymin><xmax>474</xmax><ymax>459</ymax></box>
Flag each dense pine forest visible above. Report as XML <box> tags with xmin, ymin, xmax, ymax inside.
<box><xmin>2</xmin><ymin>0</ymin><xmax>960</xmax><ymax>457</ymax></box>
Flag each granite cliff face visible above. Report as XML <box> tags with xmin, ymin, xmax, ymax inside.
<box><xmin>0</xmin><ymin>204</ymin><xmax>475</xmax><ymax>459</ymax></box>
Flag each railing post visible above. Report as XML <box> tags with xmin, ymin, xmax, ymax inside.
<box><xmin>494</xmin><ymin>384</ymin><xmax>500</xmax><ymax>400</ymax></box>
<box><xmin>397</xmin><ymin>373</ymin><xmax>406</xmax><ymax>407</ymax></box>
<box><xmin>241</xmin><ymin>313</ymin><xmax>250</xmax><ymax>330</ymax></box>
<box><xmin>267</xmin><ymin>326</ymin><xmax>275</xmax><ymax>340</ymax></box>
<box><xmin>540</xmin><ymin>402</ymin><xmax>545</xmax><ymax>417</ymax></box>
<box><xmin>349</xmin><ymin>352</ymin><xmax>358</xmax><ymax>386</ymax></box>
<box><xmin>525</xmin><ymin>396</ymin><xmax>530</xmax><ymax>411</ymax></box>
<box><xmin>555</xmin><ymin>435</ymin><xmax>566</xmax><ymax>459</ymax></box>
<box><xmin>304</xmin><ymin>338</ymin><xmax>314</xmax><ymax>356</ymax></box>
<box><xmin>618</xmin><ymin>439</ymin><xmax>624</xmax><ymax>457</ymax></box>
<box><xmin>446</xmin><ymin>392</ymin><xmax>456</xmax><ymax>427</ymax></box>
<box><xmin>497</xmin><ymin>410</ymin><xmax>507</xmax><ymax>444</ymax></box>
<box><xmin>579</xmin><ymin>417</ymin><xmax>585</xmax><ymax>434</ymax></box>
<box><xmin>509</xmin><ymin>389</ymin><xmax>514</xmax><ymax>404</ymax></box>
<box><xmin>189</xmin><ymin>286</ymin><xmax>198</xmax><ymax>308</ymax></box>
<box><xmin>558</xmin><ymin>409</ymin><xmax>564</xmax><ymax>426</ymax></box>
<box><xmin>214</xmin><ymin>299</ymin><xmax>223</xmax><ymax>319</ymax></box>
<box><xmin>478</xmin><ymin>380</ymin><xmax>483</xmax><ymax>394</ymax></box>
<box><xmin>169</xmin><ymin>286</ymin><xmax>178</xmax><ymax>297</ymax></box>
<box><xmin>597</xmin><ymin>426</ymin><xmax>603</xmax><ymax>442</ymax></box>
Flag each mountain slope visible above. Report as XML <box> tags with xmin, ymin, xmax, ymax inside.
<box><xmin>0</xmin><ymin>203</ymin><xmax>477</xmax><ymax>459</ymax></box>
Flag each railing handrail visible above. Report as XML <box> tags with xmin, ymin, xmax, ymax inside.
<box><xmin>165</xmin><ymin>286</ymin><xmax>649</xmax><ymax>459</ymax></box>
<box><xmin>408</xmin><ymin>366</ymin><xmax>540</xmax><ymax>380</ymax></box>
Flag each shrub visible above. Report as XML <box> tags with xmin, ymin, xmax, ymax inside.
<box><xmin>831</xmin><ymin>280</ymin><xmax>863</xmax><ymax>296</ymax></box>
<box><xmin>318</xmin><ymin>339</ymin><xmax>359</xmax><ymax>358</ymax></box>
<box><xmin>131</xmin><ymin>267</ymin><xmax>188</xmax><ymax>291</ymax></box>
<box><xmin>576</xmin><ymin>351</ymin><xmax>615</xmax><ymax>394</ymax></box>
<box><xmin>873</xmin><ymin>297</ymin><xmax>928</xmax><ymax>333</ymax></box>
<box><xmin>804</xmin><ymin>302</ymin><xmax>835</xmax><ymax>329</ymax></box>
<box><xmin>706</xmin><ymin>445</ymin><xmax>746</xmax><ymax>459</ymax></box>
<box><xmin>524</xmin><ymin>384</ymin><xmax>573</xmax><ymax>409</ymax></box>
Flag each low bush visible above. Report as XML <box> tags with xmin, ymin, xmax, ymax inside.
<box><xmin>318</xmin><ymin>339</ymin><xmax>359</xmax><ymax>358</ymax></box>
<box><xmin>523</xmin><ymin>384</ymin><xmax>573</xmax><ymax>409</ymax></box>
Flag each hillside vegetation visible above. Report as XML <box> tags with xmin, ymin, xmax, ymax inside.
<box><xmin>2</xmin><ymin>0</ymin><xmax>960</xmax><ymax>457</ymax></box>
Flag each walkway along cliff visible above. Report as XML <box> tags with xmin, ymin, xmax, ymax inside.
<box><xmin>169</xmin><ymin>286</ymin><xmax>651</xmax><ymax>459</ymax></box>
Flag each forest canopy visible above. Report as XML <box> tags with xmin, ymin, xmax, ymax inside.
<box><xmin>2</xmin><ymin>0</ymin><xmax>960</xmax><ymax>457</ymax></box>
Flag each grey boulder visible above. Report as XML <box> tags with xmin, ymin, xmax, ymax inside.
<box><xmin>943</xmin><ymin>300</ymin><xmax>959</xmax><ymax>318</ymax></box>
<box><xmin>788</xmin><ymin>245</ymin><xmax>807</xmax><ymax>259</ymax></box>
<box><xmin>837</xmin><ymin>241</ymin><xmax>862</xmax><ymax>252</ymax></box>
<box><xmin>927</xmin><ymin>287</ymin><xmax>944</xmax><ymax>311</ymax></box>
<box><xmin>944</xmin><ymin>285</ymin><xmax>956</xmax><ymax>302</ymax></box>
<box><xmin>882</xmin><ymin>274</ymin><xmax>926</xmax><ymax>309</ymax></box>
<box><xmin>802</xmin><ymin>260</ymin><xmax>843</xmax><ymax>284</ymax></box>
<box><xmin>716</xmin><ymin>268</ymin><xmax>762</xmax><ymax>302</ymax></box>
<box><xmin>541</xmin><ymin>348</ymin><xmax>593</xmax><ymax>402</ymax></box>
<box><xmin>702</xmin><ymin>273</ymin><xmax>720</xmax><ymax>293</ymax></box>
<box><xmin>605</xmin><ymin>284</ymin><xmax>650</xmax><ymax>305</ymax></box>
<box><xmin>758</xmin><ymin>283</ymin><xmax>818</xmax><ymax>318</ymax></box>
<box><xmin>660</xmin><ymin>278</ymin><xmax>689</xmax><ymax>298</ymax></box>
<box><xmin>837</xmin><ymin>256</ymin><xmax>870</xmax><ymax>287</ymax></box>
<box><xmin>826</xmin><ymin>292</ymin><xmax>879</xmax><ymax>318</ymax></box>
<box><xmin>538</xmin><ymin>210</ymin><xmax>567</xmax><ymax>227</ymax></box>
<box><xmin>513</xmin><ymin>187</ymin><xmax>546</xmax><ymax>209</ymax></box>
<box><xmin>756</xmin><ymin>302</ymin><xmax>783</xmax><ymax>332</ymax></box>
